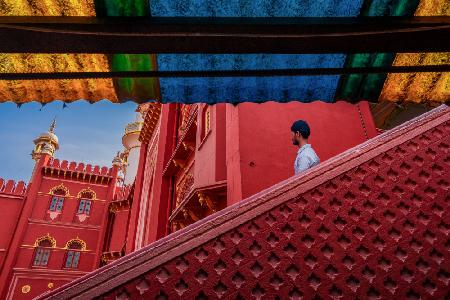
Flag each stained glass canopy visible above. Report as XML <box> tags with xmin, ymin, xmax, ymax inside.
<box><xmin>0</xmin><ymin>0</ymin><xmax>449</xmax><ymax>105</ymax></box>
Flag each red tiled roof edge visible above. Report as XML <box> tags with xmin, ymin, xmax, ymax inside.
<box><xmin>38</xmin><ymin>104</ymin><xmax>449</xmax><ymax>300</ymax></box>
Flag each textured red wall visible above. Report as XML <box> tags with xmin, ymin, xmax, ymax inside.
<box><xmin>228</xmin><ymin>101</ymin><xmax>378</xmax><ymax>204</ymax></box>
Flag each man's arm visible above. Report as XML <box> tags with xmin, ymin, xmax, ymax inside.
<box><xmin>295</xmin><ymin>155</ymin><xmax>311</xmax><ymax>174</ymax></box>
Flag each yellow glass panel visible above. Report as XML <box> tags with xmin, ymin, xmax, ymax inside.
<box><xmin>0</xmin><ymin>53</ymin><xmax>118</xmax><ymax>103</ymax></box>
<box><xmin>379</xmin><ymin>0</ymin><xmax>450</xmax><ymax>104</ymax></box>
<box><xmin>0</xmin><ymin>0</ymin><xmax>95</xmax><ymax>16</ymax></box>
<box><xmin>0</xmin><ymin>0</ymin><xmax>119</xmax><ymax>103</ymax></box>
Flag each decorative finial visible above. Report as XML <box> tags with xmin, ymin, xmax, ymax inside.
<box><xmin>112</xmin><ymin>151</ymin><xmax>123</xmax><ymax>166</ymax></box>
<box><xmin>49</xmin><ymin>118</ymin><xmax>56</xmax><ymax>133</ymax></box>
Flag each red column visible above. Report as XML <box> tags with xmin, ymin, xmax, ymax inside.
<box><xmin>135</xmin><ymin>105</ymin><xmax>177</xmax><ymax>245</ymax></box>
<box><xmin>124</xmin><ymin>143</ymin><xmax>148</xmax><ymax>254</ymax></box>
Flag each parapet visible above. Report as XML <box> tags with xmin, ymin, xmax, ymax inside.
<box><xmin>0</xmin><ymin>178</ymin><xmax>27</xmax><ymax>196</ymax></box>
<box><xmin>42</xmin><ymin>158</ymin><xmax>115</xmax><ymax>185</ymax></box>
<box><xmin>46</xmin><ymin>159</ymin><xmax>113</xmax><ymax>176</ymax></box>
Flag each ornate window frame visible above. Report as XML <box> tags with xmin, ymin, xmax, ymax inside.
<box><xmin>64</xmin><ymin>238</ymin><xmax>87</xmax><ymax>251</ymax></box>
<box><xmin>75</xmin><ymin>188</ymin><xmax>96</xmax><ymax>223</ymax></box>
<box><xmin>47</xmin><ymin>184</ymin><xmax>69</xmax><ymax>221</ymax></box>
<box><xmin>63</xmin><ymin>238</ymin><xmax>87</xmax><ymax>269</ymax></box>
<box><xmin>32</xmin><ymin>234</ymin><xmax>56</xmax><ymax>267</ymax></box>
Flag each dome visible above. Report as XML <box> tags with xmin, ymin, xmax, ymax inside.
<box><xmin>33</xmin><ymin>119</ymin><xmax>59</xmax><ymax>150</ymax></box>
<box><xmin>37</xmin><ymin>131</ymin><xmax>59</xmax><ymax>145</ymax></box>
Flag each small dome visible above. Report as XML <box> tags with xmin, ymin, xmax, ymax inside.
<box><xmin>37</xmin><ymin>131</ymin><xmax>59</xmax><ymax>144</ymax></box>
<box><xmin>33</xmin><ymin>119</ymin><xmax>59</xmax><ymax>150</ymax></box>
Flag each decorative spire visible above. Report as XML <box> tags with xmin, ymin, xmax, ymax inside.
<box><xmin>49</xmin><ymin>118</ymin><xmax>56</xmax><ymax>133</ymax></box>
<box><xmin>112</xmin><ymin>151</ymin><xmax>123</xmax><ymax>167</ymax></box>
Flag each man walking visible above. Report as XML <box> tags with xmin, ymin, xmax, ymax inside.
<box><xmin>291</xmin><ymin>120</ymin><xmax>320</xmax><ymax>175</ymax></box>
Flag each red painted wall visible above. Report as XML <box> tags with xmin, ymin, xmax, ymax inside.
<box><xmin>194</xmin><ymin>104</ymin><xmax>227</xmax><ymax>187</ymax></box>
<box><xmin>108</xmin><ymin>210</ymin><xmax>129</xmax><ymax>252</ymax></box>
<box><xmin>134</xmin><ymin>102</ymin><xmax>379</xmax><ymax>247</ymax></box>
<box><xmin>128</xmin><ymin>104</ymin><xmax>177</xmax><ymax>250</ymax></box>
<box><xmin>0</xmin><ymin>180</ymin><xmax>25</xmax><ymax>272</ymax></box>
<box><xmin>226</xmin><ymin>101</ymin><xmax>378</xmax><ymax>204</ymax></box>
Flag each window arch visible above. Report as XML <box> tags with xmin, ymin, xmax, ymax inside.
<box><xmin>64</xmin><ymin>238</ymin><xmax>86</xmax><ymax>269</ymax></box>
<box><xmin>49</xmin><ymin>183</ymin><xmax>69</xmax><ymax>196</ymax></box>
<box><xmin>32</xmin><ymin>235</ymin><xmax>56</xmax><ymax>267</ymax></box>
<box><xmin>76</xmin><ymin>188</ymin><xmax>95</xmax><ymax>216</ymax></box>
<box><xmin>77</xmin><ymin>188</ymin><xmax>96</xmax><ymax>200</ymax></box>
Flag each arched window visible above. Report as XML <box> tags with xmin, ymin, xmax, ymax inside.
<box><xmin>200</xmin><ymin>105</ymin><xmax>211</xmax><ymax>141</ymax></box>
<box><xmin>33</xmin><ymin>236</ymin><xmax>55</xmax><ymax>267</ymax></box>
<box><xmin>49</xmin><ymin>189</ymin><xmax>65</xmax><ymax>212</ymax></box>
<box><xmin>48</xmin><ymin>184</ymin><xmax>68</xmax><ymax>213</ymax></box>
<box><xmin>76</xmin><ymin>189</ymin><xmax>95</xmax><ymax>216</ymax></box>
<box><xmin>64</xmin><ymin>239</ymin><xmax>86</xmax><ymax>269</ymax></box>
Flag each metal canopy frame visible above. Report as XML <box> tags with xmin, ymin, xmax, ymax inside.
<box><xmin>0</xmin><ymin>16</ymin><xmax>449</xmax><ymax>54</ymax></box>
<box><xmin>1</xmin><ymin>65</ymin><xmax>450</xmax><ymax>81</ymax></box>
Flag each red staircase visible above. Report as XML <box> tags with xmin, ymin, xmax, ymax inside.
<box><xmin>39</xmin><ymin>105</ymin><xmax>449</xmax><ymax>300</ymax></box>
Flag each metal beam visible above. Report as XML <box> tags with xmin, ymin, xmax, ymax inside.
<box><xmin>0</xmin><ymin>17</ymin><xmax>449</xmax><ymax>53</ymax></box>
<box><xmin>1</xmin><ymin>65</ymin><xmax>450</xmax><ymax>80</ymax></box>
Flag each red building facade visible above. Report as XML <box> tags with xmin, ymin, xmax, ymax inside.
<box><xmin>40</xmin><ymin>104</ymin><xmax>450</xmax><ymax>300</ymax></box>
<box><xmin>4</xmin><ymin>101</ymin><xmax>448</xmax><ymax>299</ymax></box>
<box><xmin>119</xmin><ymin>101</ymin><xmax>378</xmax><ymax>254</ymax></box>
<box><xmin>0</xmin><ymin>122</ymin><xmax>122</xmax><ymax>300</ymax></box>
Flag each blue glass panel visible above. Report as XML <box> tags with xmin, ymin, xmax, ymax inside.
<box><xmin>157</xmin><ymin>54</ymin><xmax>345</xmax><ymax>103</ymax></box>
<box><xmin>72</xmin><ymin>252</ymin><xmax>81</xmax><ymax>268</ymax></box>
<box><xmin>150</xmin><ymin>1</ymin><xmax>365</xmax><ymax>103</ymax></box>
<box><xmin>78</xmin><ymin>200</ymin><xmax>85</xmax><ymax>214</ymax></box>
<box><xmin>49</xmin><ymin>197</ymin><xmax>57</xmax><ymax>211</ymax></box>
<box><xmin>65</xmin><ymin>251</ymin><xmax>74</xmax><ymax>268</ymax></box>
<box><xmin>33</xmin><ymin>249</ymin><xmax>43</xmax><ymax>266</ymax></box>
<box><xmin>41</xmin><ymin>249</ymin><xmax>50</xmax><ymax>266</ymax></box>
<box><xmin>151</xmin><ymin>0</ymin><xmax>363</xmax><ymax>17</ymax></box>
<box><xmin>84</xmin><ymin>200</ymin><xmax>92</xmax><ymax>215</ymax></box>
<box><xmin>56</xmin><ymin>198</ymin><xmax>64</xmax><ymax>211</ymax></box>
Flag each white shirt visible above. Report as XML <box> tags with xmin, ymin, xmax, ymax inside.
<box><xmin>294</xmin><ymin>144</ymin><xmax>320</xmax><ymax>175</ymax></box>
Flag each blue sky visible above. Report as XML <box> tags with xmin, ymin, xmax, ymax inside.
<box><xmin>0</xmin><ymin>101</ymin><xmax>137</xmax><ymax>182</ymax></box>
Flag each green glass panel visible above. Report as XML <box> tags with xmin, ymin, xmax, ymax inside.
<box><xmin>336</xmin><ymin>0</ymin><xmax>420</xmax><ymax>102</ymax></box>
<box><xmin>94</xmin><ymin>0</ymin><xmax>161</xmax><ymax>102</ymax></box>
<box><xmin>95</xmin><ymin>0</ymin><xmax>149</xmax><ymax>17</ymax></box>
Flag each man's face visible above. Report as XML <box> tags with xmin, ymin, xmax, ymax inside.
<box><xmin>292</xmin><ymin>131</ymin><xmax>300</xmax><ymax>146</ymax></box>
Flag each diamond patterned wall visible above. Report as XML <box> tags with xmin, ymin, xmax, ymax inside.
<box><xmin>99</xmin><ymin>112</ymin><xmax>449</xmax><ymax>299</ymax></box>
<box><xmin>40</xmin><ymin>106</ymin><xmax>449</xmax><ymax>300</ymax></box>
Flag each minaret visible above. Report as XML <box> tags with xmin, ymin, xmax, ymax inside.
<box><xmin>31</xmin><ymin>119</ymin><xmax>59</xmax><ymax>161</ymax></box>
<box><xmin>121</xmin><ymin>113</ymin><xmax>143</xmax><ymax>185</ymax></box>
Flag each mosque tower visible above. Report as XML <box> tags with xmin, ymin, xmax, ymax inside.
<box><xmin>31</xmin><ymin>119</ymin><xmax>59</xmax><ymax>161</ymax></box>
<box><xmin>121</xmin><ymin>113</ymin><xmax>143</xmax><ymax>185</ymax></box>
